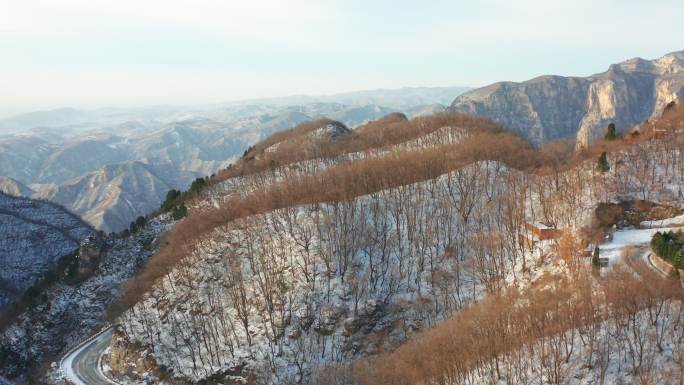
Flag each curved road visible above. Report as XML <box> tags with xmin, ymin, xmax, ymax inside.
<box><xmin>644</xmin><ymin>251</ymin><xmax>670</xmax><ymax>277</ymax></box>
<box><xmin>61</xmin><ymin>328</ymin><xmax>118</xmax><ymax>385</ymax></box>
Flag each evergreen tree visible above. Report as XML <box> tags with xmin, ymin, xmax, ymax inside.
<box><xmin>605</xmin><ymin>123</ymin><xmax>617</xmax><ymax>140</ymax></box>
<box><xmin>129</xmin><ymin>215</ymin><xmax>147</xmax><ymax>233</ymax></box>
<box><xmin>591</xmin><ymin>246</ymin><xmax>601</xmax><ymax>266</ymax></box>
<box><xmin>189</xmin><ymin>177</ymin><xmax>206</xmax><ymax>194</ymax></box>
<box><xmin>161</xmin><ymin>189</ymin><xmax>181</xmax><ymax>212</ymax></box>
<box><xmin>665</xmin><ymin>100</ymin><xmax>676</xmax><ymax>112</ymax></box>
<box><xmin>651</xmin><ymin>230</ymin><xmax>684</xmax><ymax>268</ymax></box>
<box><xmin>597</xmin><ymin>152</ymin><xmax>610</xmax><ymax>173</ymax></box>
<box><xmin>172</xmin><ymin>203</ymin><xmax>188</xmax><ymax>220</ymax></box>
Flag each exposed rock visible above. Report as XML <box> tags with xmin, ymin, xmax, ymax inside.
<box><xmin>0</xmin><ymin>177</ymin><xmax>34</xmax><ymax>197</ymax></box>
<box><xmin>76</xmin><ymin>234</ymin><xmax>105</xmax><ymax>276</ymax></box>
<box><xmin>450</xmin><ymin>51</ymin><xmax>684</xmax><ymax>146</ymax></box>
<box><xmin>342</xmin><ymin>316</ymin><xmax>364</xmax><ymax>336</ymax></box>
<box><xmin>595</xmin><ymin>200</ymin><xmax>682</xmax><ymax>228</ymax></box>
<box><xmin>313</xmin><ymin>305</ymin><xmax>347</xmax><ymax>336</ymax></box>
<box><xmin>108</xmin><ymin>327</ymin><xmax>163</xmax><ymax>380</ymax></box>
<box><xmin>310</xmin><ymin>122</ymin><xmax>351</xmax><ymax>142</ymax></box>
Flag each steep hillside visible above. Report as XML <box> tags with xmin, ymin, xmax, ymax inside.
<box><xmin>450</xmin><ymin>51</ymin><xmax>684</xmax><ymax>145</ymax></box>
<box><xmin>0</xmin><ymin>119</ymin><xmax>255</xmax><ymax>232</ymax></box>
<box><xmin>0</xmin><ymin>193</ymin><xmax>92</xmax><ymax>310</ymax></box>
<box><xmin>103</xmin><ymin>103</ymin><xmax>684</xmax><ymax>385</ymax></box>
<box><xmin>0</xmin><ymin>214</ymin><xmax>173</xmax><ymax>383</ymax></box>
<box><xmin>0</xmin><ymin>177</ymin><xmax>34</xmax><ymax>197</ymax></box>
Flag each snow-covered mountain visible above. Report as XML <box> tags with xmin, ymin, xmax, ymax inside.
<box><xmin>0</xmin><ymin>87</ymin><xmax>470</xmax><ymax>135</ymax></box>
<box><xmin>93</xmin><ymin>103</ymin><xmax>684</xmax><ymax>385</ymax></box>
<box><xmin>0</xmin><ymin>87</ymin><xmax>470</xmax><ymax>232</ymax></box>
<box><xmin>1</xmin><ymin>98</ymin><xmax>683</xmax><ymax>385</ymax></box>
<box><xmin>7</xmin><ymin>71</ymin><xmax>684</xmax><ymax>385</ymax></box>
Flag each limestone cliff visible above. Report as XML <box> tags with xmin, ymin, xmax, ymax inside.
<box><xmin>450</xmin><ymin>51</ymin><xmax>684</xmax><ymax>146</ymax></box>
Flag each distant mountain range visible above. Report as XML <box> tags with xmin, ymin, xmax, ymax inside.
<box><xmin>450</xmin><ymin>50</ymin><xmax>684</xmax><ymax>145</ymax></box>
<box><xmin>0</xmin><ymin>87</ymin><xmax>470</xmax><ymax>232</ymax></box>
<box><xmin>0</xmin><ymin>117</ymin><xmax>290</xmax><ymax>232</ymax></box>
<box><xmin>0</xmin><ymin>86</ymin><xmax>470</xmax><ymax>134</ymax></box>
<box><xmin>234</xmin><ymin>86</ymin><xmax>471</xmax><ymax>110</ymax></box>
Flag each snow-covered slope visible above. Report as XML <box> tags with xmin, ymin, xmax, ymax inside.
<box><xmin>0</xmin><ymin>193</ymin><xmax>92</xmax><ymax>309</ymax></box>
<box><xmin>108</xmin><ymin>104</ymin><xmax>684</xmax><ymax>385</ymax></box>
<box><xmin>0</xmin><ymin>214</ymin><xmax>173</xmax><ymax>383</ymax></box>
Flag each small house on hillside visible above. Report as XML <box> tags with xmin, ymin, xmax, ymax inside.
<box><xmin>524</xmin><ymin>222</ymin><xmax>561</xmax><ymax>241</ymax></box>
<box><xmin>653</xmin><ymin>128</ymin><xmax>669</xmax><ymax>139</ymax></box>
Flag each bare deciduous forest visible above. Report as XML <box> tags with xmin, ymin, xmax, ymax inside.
<box><xmin>111</xmin><ymin>105</ymin><xmax>684</xmax><ymax>384</ymax></box>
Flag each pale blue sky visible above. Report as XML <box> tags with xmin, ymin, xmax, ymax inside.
<box><xmin>1</xmin><ymin>0</ymin><xmax>683</xmax><ymax>111</ymax></box>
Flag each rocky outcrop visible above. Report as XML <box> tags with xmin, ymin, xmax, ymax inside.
<box><xmin>107</xmin><ymin>327</ymin><xmax>164</xmax><ymax>381</ymax></box>
<box><xmin>450</xmin><ymin>51</ymin><xmax>684</xmax><ymax>146</ymax></box>
<box><xmin>76</xmin><ymin>234</ymin><xmax>105</xmax><ymax>277</ymax></box>
<box><xmin>309</xmin><ymin>122</ymin><xmax>351</xmax><ymax>142</ymax></box>
<box><xmin>0</xmin><ymin>177</ymin><xmax>34</xmax><ymax>197</ymax></box>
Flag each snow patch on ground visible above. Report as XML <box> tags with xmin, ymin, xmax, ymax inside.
<box><xmin>599</xmin><ymin>226</ymin><xmax>681</xmax><ymax>264</ymax></box>
<box><xmin>641</xmin><ymin>213</ymin><xmax>684</xmax><ymax>228</ymax></box>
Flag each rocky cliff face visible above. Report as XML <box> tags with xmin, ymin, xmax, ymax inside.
<box><xmin>450</xmin><ymin>51</ymin><xmax>684</xmax><ymax>146</ymax></box>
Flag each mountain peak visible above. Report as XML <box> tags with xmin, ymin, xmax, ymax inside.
<box><xmin>450</xmin><ymin>50</ymin><xmax>684</xmax><ymax>145</ymax></box>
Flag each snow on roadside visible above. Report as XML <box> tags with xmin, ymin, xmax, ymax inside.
<box><xmin>598</xmin><ymin>216</ymin><xmax>684</xmax><ymax>264</ymax></box>
<box><xmin>60</xmin><ymin>333</ymin><xmax>97</xmax><ymax>385</ymax></box>
<box><xmin>640</xmin><ymin>214</ymin><xmax>684</xmax><ymax>228</ymax></box>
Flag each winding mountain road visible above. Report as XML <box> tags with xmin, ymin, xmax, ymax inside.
<box><xmin>61</xmin><ymin>328</ymin><xmax>118</xmax><ymax>385</ymax></box>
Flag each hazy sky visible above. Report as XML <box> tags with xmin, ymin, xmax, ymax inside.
<box><xmin>1</xmin><ymin>0</ymin><xmax>683</xmax><ymax>111</ymax></box>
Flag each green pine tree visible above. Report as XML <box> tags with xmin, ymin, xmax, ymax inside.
<box><xmin>597</xmin><ymin>152</ymin><xmax>610</xmax><ymax>173</ymax></box>
<box><xmin>161</xmin><ymin>189</ymin><xmax>181</xmax><ymax>212</ymax></box>
<box><xmin>172</xmin><ymin>203</ymin><xmax>188</xmax><ymax>220</ymax></box>
<box><xmin>591</xmin><ymin>246</ymin><xmax>601</xmax><ymax>266</ymax></box>
<box><xmin>129</xmin><ymin>215</ymin><xmax>146</xmax><ymax>234</ymax></box>
<box><xmin>189</xmin><ymin>177</ymin><xmax>206</xmax><ymax>194</ymax></box>
<box><xmin>605</xmin><ymin>123</ymin><xmax>617</xmax><ymax>140</ymax></box>
<box><xmin>665</xmin><ymin>101</ymin><xmax>676</xmax><ymax>113</ymax></box>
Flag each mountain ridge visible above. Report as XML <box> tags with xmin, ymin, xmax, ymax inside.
<box><xmin>0</xmin><ymin>88</ymin><xmax>471</xmax><ymax>232</ymax></box>
<box><xmin>450</xmin><ymin>50</ymin><xmax>684</xmax><ymax>145</ymax></box>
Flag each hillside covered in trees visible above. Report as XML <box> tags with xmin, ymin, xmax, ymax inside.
<box><xmin>93</xmin><ymin>101</ymin><xmax>684</xmax><ymax>385</ymax></box>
